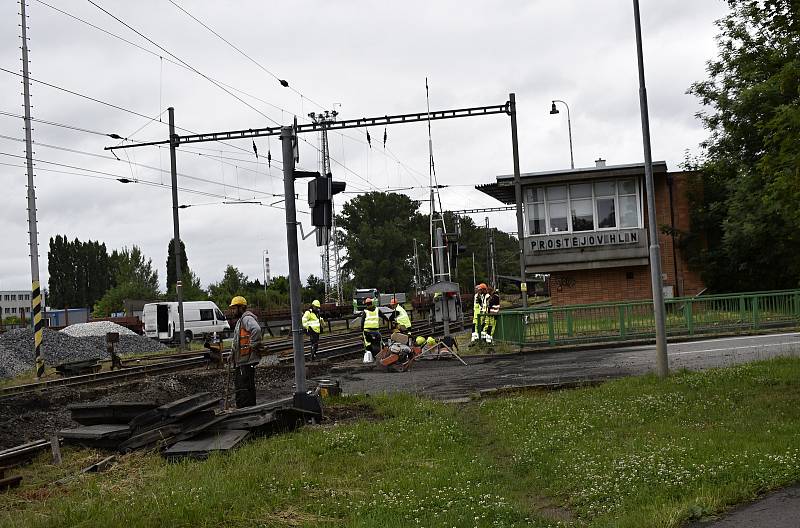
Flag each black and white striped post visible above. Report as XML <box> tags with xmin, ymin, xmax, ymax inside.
<box><xmin>20</xmin><ymin>0</ymin><xmax>45</xmax><ymax>378</ymax></box>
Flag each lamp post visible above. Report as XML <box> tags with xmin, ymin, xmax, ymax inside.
<box><xmin>549</xmin><ymin>100</ymin><xmax>574</xmax><ymax>169</ymax></box>
<box><xmin>632</xmin><ymin>0</ymin><xmax>668</xmax><ymax>377</ymax></box>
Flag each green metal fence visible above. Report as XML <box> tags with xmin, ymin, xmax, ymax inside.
<box><xmin>486</xmin><ymin>289</ymin><xmax>800</xmax><ymax>347</ymax></box>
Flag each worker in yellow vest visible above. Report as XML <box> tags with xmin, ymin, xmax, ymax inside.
<box><xmin>302</xmin><ymin>299</ymin><xmax>324</xmax><ymax>361</ymax></box>
<box><xmin>483</xmin><ymin>286</ymin><xmax>501</xmax><ymax>343</ymax></box>
<box><xmin>230</xmin><ymin>295</ymin><xmax>263</xmax><ymax>408</ymax></box>
<box><xmin>359</xmin><ymin>297</ymin><xmax>385</xmax><ymax>354</ymax></box>
<box><xmin>471</xmin><ymin>283</ymin><xmax>488</xmax><ymax>342</ymax></box>
<box><xmin>388</xmin><ymin>298</ymin><xmax>412</xmax><ymax>333</ymax></box>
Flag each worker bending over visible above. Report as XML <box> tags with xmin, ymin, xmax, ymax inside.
<box><xmin>388</xmin><ymin>298</ymin><xmax>411</xmax><ymax>333</ymax></box>
<box><xmin>230</xmin><ymin>296</ymin><xmax>264</xmax><ymax>408</ymax></box>
<box><xmin>302</xmin><ymin>300</ymin><xmax>324</xmax><ymax>361</ymax></box>
<box><xmin>359</xmin><ymin>297</ymin><xmax>385</xmax><ymax>354</ymax></box>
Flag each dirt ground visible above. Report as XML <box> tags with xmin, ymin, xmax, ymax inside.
<box><xmin>0</xmin><ymin>364</ymin><xmax>327</xmax><ymax>451</ymax></box>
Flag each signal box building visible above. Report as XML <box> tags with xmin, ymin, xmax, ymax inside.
<box><xmin>477</xmin><ymin>160</ymin><xmax>704</xmax><ymax>305</ymax></box>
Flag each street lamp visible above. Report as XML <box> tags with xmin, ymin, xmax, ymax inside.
<box><xmin>632</xmin><ymin>0</ymin><xmax>668</xmax><ymax>377</ymax></box>
<box><xmin>549</xmin><ymin>100</ymin><xmax>575</xmax><ymax>169</ymax></box>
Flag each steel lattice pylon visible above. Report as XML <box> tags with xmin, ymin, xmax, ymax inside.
<box><xmin>309</xmin><ymin>110</ymin><xmax>343</xmax><ymax>305</ymax></box>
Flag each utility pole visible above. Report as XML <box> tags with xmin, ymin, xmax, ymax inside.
<box><xmin>263</xmin><ymin>249</ymin><xmax>270</xmax><ymax>295</ymax></box>
<box><xmin>509</xmin><ymin>93</ymin><xmax>528</xmax><ymax>308</ymax></box>
<box><xmin>280</xmin><ymin>126</ymin><xmax>307</xmax><ymax>394</ymax></box>
<box><xmin>168</xmin><ymin>107</ymin><xmax>186</xmax><ymax>350</ymax></box>
<box><xmin>435</xmin><ymin>227</ymin><xmax>451</xmax><ymax>340</ymax></box>
<box><xmin>412</xmin><ymin>238</ymin><xmax>421</xmax><ymax>294</ymax></box>
<box><xmin>633</xmin><ymin>0</ymin><xmax>668</xmax><ymax>377</ymax></box>
<box><xmin>471</xmin><ymin>253</ymin><xmax>476</xmax><ymax>289</ymax></box>
<box><xmin>20</xmin><ymin>0</ymin><xmax>44</xmax><ymax>379</ymax></box>
<box><xmin>485</xmin><ymin>217</ymin><xmax>491</xmax><ymax>285</ymax></box>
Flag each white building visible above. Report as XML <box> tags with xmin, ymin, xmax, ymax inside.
<box><xmin>0</xmin><ymin>290</ymin><xmax>44</xmax><ymax>320</ymax></box>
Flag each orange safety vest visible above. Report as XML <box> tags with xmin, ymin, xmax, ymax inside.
<box><xmin>238</xmin><ymin>323</ymin><xmax>252</xmax><ymax>359</ymax></box>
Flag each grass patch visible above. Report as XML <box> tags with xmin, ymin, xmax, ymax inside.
<box><xmin>3</xmin><ymin>357</ymin><xmax>800</xmax><ymax>527</ymax></box>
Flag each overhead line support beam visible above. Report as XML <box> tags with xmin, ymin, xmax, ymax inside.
<box><xmin>105</xmin><ymin>103</ymin><xmax>511</xmax><ymax>151</ymax></box>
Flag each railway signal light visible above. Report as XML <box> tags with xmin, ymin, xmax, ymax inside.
<box><xmin>307</xmin><ymin>172</ymin><xmax>346</xmax><ymax>246</ymax></box>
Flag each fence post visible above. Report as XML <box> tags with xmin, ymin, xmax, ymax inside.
<box><xmin>618</xmin><ymin>305</ymin><xmax>627</xmax><ymax>338</ymax></box>
<box><xmin>740</xmin><ymin>295</ymin><xmax>746</xmax><ymax>323</ymax></box>
<box><xmin>795</xmin><ymin>293</ymin><xmax>800</xmax><ymax>322</ymax></box>
<box><xmin>752</xmin><ymin>295</ymin><xmax>760</xmax><ymax>330</ymax></box>
<box><xmin>566</xmin><ymin>309</ymin><xmax>574</xmax><ymax>337</ymax></box>
<box><xmin>546</xmin><ymin>310</ymin><xmax>556</xmax><ymax>346</ymax></box>
<box><xmin>685</xmin><ymin>299</ymin><xmax>694</xmax><ymax>335</ymax></box>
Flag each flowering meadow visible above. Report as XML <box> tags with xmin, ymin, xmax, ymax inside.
<box><xmin>3</xmin><ymin>356</ymin><xmax>800</xmax><ymax>527</ymax></box>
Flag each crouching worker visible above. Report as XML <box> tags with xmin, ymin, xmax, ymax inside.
<box><xmin>230</xmin><ymin>295</ymin><xmax>264</xmax><ymax>408</ymax></box>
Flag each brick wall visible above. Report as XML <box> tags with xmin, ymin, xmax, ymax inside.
<box><xmin>550</xmin><ymin>171</ymin><xmax>705</xmax><ymax>305</ymax></box>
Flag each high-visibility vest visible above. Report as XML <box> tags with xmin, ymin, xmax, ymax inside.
<box><xmin>237</xmin><ymin>321</ymin><xmax>252</xmax><ymax>360</ymax></box>
<box><xmin>302</xmin><ymin>310</ymin><xmax>322</xmax><ymax>333</ymax></box>
<box><xmin>363</xmin><ymin>307</ymin><xmax>381</xmax><ymax>329</ymax></box>
<box><xmin>473</xmin><ymin>295</ymin><xmax>482</xmax><ymax>324</ymax></box>
<box><xmin>394</xmin><ymin>305</ymin><xmax>411</xmax><ymax>328</ymax></box>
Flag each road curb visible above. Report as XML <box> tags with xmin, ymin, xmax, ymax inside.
<box><xmin>464</xmin><ymin>327</ymin><xmax>800</xmax><ymax>360</ymax></box>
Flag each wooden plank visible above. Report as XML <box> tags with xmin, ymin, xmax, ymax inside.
<box><xmin>0</xmin><ymin>475</ymin><xmax>22</xmax><ymax>491</ymax></box>
<box><xmin>118</xmin><ymin>424</ymin><xmax>182</xmax><ymax>453</ymax></box>
<box><xmin>162</xmin><ymin>430</ymin><xmax>250</xmax><ymax>460</ymax></box>
<box><xmin>59</xmin><ymin>425</ymin><xmax>130</xmax><ymax>441</ymax></box>
<box><xmin>214</xmin><ymin>411</ymin><xmax>276</xmax><ymax>432</ymax></box>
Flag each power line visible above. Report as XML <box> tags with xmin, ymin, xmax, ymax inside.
<box><xmin>83</xmin><ymin>0</ymin><xmax>380</xmax><ymax>192</ymax></box>
<box><xmin>167</xmin><ymin>0</ymin><xmax>321</xmax><ymax>105</ymax></box>
<box><xmin>32</xmin><ymin>0</ymin><xmax>410</xmax><ymax>192</ymax></box>
<box><xmin>0</xmin><ymin>156</ymin><xmax>298</xmax><ymax>210</ymax></box>
<box><xmin>0</xmin><ymin>134</ymin><xmax>280</xmax><ymax>197</ymax></box>
<box><xmin>0</xmin><ymin>110</ymin><xmax>372</xmax><ymax>195</ymax></box>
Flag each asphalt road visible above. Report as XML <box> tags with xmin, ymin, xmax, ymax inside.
<box><xmin>687</xmin><ymin>485</ymin><xmax>800</xmax><ymax>527</ymax></box>
<box><xmin>332</xmin><ymin>331</ymin><xmax>800</xmax><ymax>400</ymax></box>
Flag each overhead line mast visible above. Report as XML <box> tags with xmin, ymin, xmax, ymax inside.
<box><xmin>20</xmin><ymin>0</ymin><xmax>45</xmax><ymax>379</ymax></box>
<box><xmin>309</xmin><ymin>110</ymin><xmax>343</xmax><ymax>305</ymax></box>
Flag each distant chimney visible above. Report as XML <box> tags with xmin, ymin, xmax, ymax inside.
<box><xmin>595</xmin><ymin>158</ymin><xmax>606</xmax><ymax>168</ymax></box>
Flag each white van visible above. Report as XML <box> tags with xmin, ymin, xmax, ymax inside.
<box><xmin>143</xmin><ymin>301</ymin><xmax>230</xmax><ymax>343</ymax></box>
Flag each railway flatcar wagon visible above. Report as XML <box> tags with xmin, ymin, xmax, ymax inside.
<box><xmin>143</xmin><ymin>301</ymin><xmax>229</xmax><ymax>343</ymax></box>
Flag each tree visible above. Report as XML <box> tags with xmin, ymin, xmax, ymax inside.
<box><xmin>47</xmin><ymin>236</ymin><xmax>113</xmax><ymax>309</ymax></box>
<box><xmin>93</xmin><ymin>246</ymin><xmax>160</xmax><ymax>316</ymax></box>
<box><xmin>171</xmin><ymin>269</ymin><xmax>208</xmax><ymax>302</ymax></box>
<box><xmin>302</xmin><ymin>274</ymin><xmax>326</xmax><ymax>303</ymax></box>
<box><xmin>208</xmin><ymin>265</ymin><xmax>249</xmax><ymax>308</ymax></box>
<box><xmin>336</xmin><ymin>192</ymin><xmax>423</xmax><ymax>293</ymax></box>
<box><xmin>687</xmin><ymin>0</ymin><xmax>800</xmax><ymax>290</ymax></box>
<box><xmin>335</xmin><ymin>192</ymin><xmax>524</xmax><ymax>296</ymax></box>
<box><xmin>166</xmin><ymin>238</ymin><xmax>189</xmax><ymax>293</ymax></box>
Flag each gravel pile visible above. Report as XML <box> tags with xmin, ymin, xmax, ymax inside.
<box><xmin>0</xmin><ymin>327</ymin><xmax>166</xmax><ymax>379</ymax></box>
<box><xmin>61</xmin><ymin>321</ymin><xmax>137</xmax><ymax>337</ymax></box>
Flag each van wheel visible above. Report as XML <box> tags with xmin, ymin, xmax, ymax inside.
<box><xmin>184</xmin><ymin>331</ymin><xmax>193</xmax><ymax>343</ymax></box>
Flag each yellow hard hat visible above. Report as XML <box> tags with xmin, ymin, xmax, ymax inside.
<box><xmin>415</xmin><ymin>336</ymin><xmax>426</xmax><ymax>346</ymax></box>
<box><xmin>426</xmin><ymin>337</ymin><xmax>436</xmax><ymax>346</ymax></box>
<box><xmin>312</xmin><ymin>300</ymin><xmax>321</xmax><ymax>308</ymax></box>
<box><xmin>229</xmin><ymin>295</ymin><xmax>247</xmax><ymax>308</ymax></box>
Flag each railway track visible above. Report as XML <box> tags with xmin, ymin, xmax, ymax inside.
<box><xmin>0</xmin><ymin>318</ymin><xmax>470</xmax><ymax>400</ymax></box>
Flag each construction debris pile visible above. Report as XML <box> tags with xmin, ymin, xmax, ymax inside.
<box><xmin>58</xmin><ymin>393</ymin><xmax>316</xmax><ymax>460</ymax></box>
<box><xmin>0</xmin><ymin>327</ymin><xmax>165</xmax><ymax>379</ymax></box>
<box><xmin>61</xmin><ymin>321</ymin><xmax>137</xmax><ymax>338</ymax></box>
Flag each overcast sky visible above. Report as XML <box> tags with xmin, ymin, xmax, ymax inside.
<box><xmin>0</xmin><ymin>0</ymin><xmax>728</xmax><ymax>298</ymax></box>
